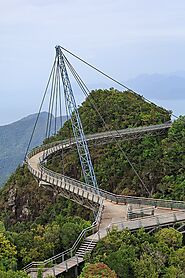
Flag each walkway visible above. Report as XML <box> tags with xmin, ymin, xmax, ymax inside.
<box><xmin>24</xmin><ymin>123</ymin><xmax>185</xmax><ymax>277</ymax></box>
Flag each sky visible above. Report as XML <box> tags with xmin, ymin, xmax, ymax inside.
<box><xmin>0</xmin><ymin>0</ymin><xmax>185</xmax><ymax>125</ymax></box>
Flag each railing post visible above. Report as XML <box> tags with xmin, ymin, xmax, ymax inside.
<box><xmin>52</xmin><ymin>266</ymin><xmax>56</xmax><ymax>277</ymax></box>
<box><xmin>173</xmin><ymin>213</ymin><xmax>177</xmax><ymax>222</ymax></box>
<box><xmin>98</xmin><ymin>230</ymin><xmax>100</xmax><ymax>240</ymax></box>
<box><xmin>65</xmin><ymin>260</ymin><xmax>68</xmax><ymax>272</ymax></box>
<box><xmin>76</xmin><ymin>255</ymin><xmax>79</xmax><ymax>266</ymax></box>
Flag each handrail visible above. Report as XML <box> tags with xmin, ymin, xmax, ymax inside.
<box><xmin>23</xmin><ymin>198</ymin><xmax>104</xmax><ymax>272</ymax></box>
<box><xmin>26</xmin><ymin>123</ymin><xmax>171</xmax><ymax>160</ymax></box>
<box><xmin>35</xmin><ymin>163</ymin><xmax>185</xmax><ymax>210</ymax></box>
<box><xmin>24</xmin><ymin>123</ymin><xmax>173</xmax><ymax>273</ymax></box>
<box><xmin>107</xmin><ymin>210</ymin><xmax>185</xmax><ymax>233</ymax></box>
<box><xmin>27</xmin><ymin>156</ymin><xmax>185</xmax><ymax>212</ymax></box>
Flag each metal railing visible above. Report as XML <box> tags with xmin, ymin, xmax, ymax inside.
<box><xmin>24</xmin><ymin>122</ymin><xmax>177</xmax><ymax>274</ymax></box>
<box><xmin>28</xmin><ymin>159</ymin><xmax>185</xmax><ymax>211</ymax></box>
<box><xmin>23</xmin><ymin>197</ymin><xmax>103</xmax><ymax>273</ymax></box>
<box><xmin>26</xmin><ymin>123</ymin><xmax>171</xmax><ymax>161</ymax></box>
<box><xmin>107</xmin><ymin>211</ymin><xmax>185</xmax><ymax>233</ymax></box>
<box><xmin>26</xmin><ymin>122</ymin><xmax>185</xmax><ymax>211</ymax></box>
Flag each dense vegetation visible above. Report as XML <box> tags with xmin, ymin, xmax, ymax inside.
<box><xmin>45</xmin><ymin>88</ymin><xmax>170</xmax><ymax>144</ymax></box>
<box><xmin>79</xmin><ymin>262</ymin><xmax>117</xmax><ymax>277</ymax></box>
<box><xmin>85</xmin><ymin>227</ymin><xmax>185</xmax><ymax>277</ymax></box>
<box><xmin>0</xmin><ymin>167</ymin><xmax>92</xmax><ymax>271</ymax></box>
<box><xmin>0</xmin><ymin>88</ymin><xmax>184</xmax><ymax>276</ymax></box>
<box><xmin>46</xmin><ymin>89</ymin><xmax>185</xmax><ymax>200</ymax></box>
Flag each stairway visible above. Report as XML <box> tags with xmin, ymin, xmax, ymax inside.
<box><xmin>27</xmin><ymin>238</ymin><xmax>98</xmax><ymax>278</ymax></box>
<box><xmin>75</xmin><ymin>238</ymin><xmax>98</xmax><ymax>258</ymax></box>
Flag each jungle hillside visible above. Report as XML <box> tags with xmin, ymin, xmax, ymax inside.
<box><xmin>0</xmin><ymin>88</ymin><xmax>185</xmax><ymax>277</ymax></box>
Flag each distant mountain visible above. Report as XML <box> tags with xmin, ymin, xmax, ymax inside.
<box><xmin>0</xmin><ymin>112</ymin><xmax>67</xmax><ymax>186</ymax></box>
<box><xmin>126</xmin><ymin>73</ymin><xmax>185</xmax><ymax>100</ymax></box>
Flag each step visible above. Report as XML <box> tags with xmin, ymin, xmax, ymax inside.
<box><xmin>85</xmin><ymin>239</ymin><xmax>98</xmax><ymax>242</ymax></box>
<box><xmin>79</xmin><ymin>244</ymin><xmax>95</xmax><ymax>248</ymax></box>
<box><xmin>78</xmin><ymin>245</ymin><xmax>96</xmax><ymax>249</ymax></box>
<box><xmin>76</xmin><ymin>251</ymin><xmax>91</xmax><ymax>255</ymax></box>
<box><xmin>75</xmin><ymin>252</ymin><xmax>86</xmax><ymax>256</ymax></box>
<box><xmin>77</xmin><ymin>248</ymin><xmax>94</xmax><ymax>253</ymax></box>
<box><xmin>76</xmin><ymin>247</ymin><xmax>96</xmax><ymax>256</ymax></box>
<box><xmin>76</xmin><ymin>248</ymin><xmax>95</xmax><ymax>253</ymax></box>
<box><xmin>78</xmin><ymin>246</ymin><xmax>95</xmax><ymax>250</ymax></box>
<box><xmin>77</xmin><ymin>246</ymin><xmax>94</xmax><ymax>251</ymax></box>
<box><xmin>81</xmin><ymin>241</ymin><xmax>97</xmax><ymax>245</ymax></box>
<box><xmin>81</xmin><ymin>241</ymin><xmax>97</xmax><ymax>244</ymax></box>
<box><xmin>80</xmin><ymin>241</ymin><xmax>96</xmax><ymax>245</ymax></box>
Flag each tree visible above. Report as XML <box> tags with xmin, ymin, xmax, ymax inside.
<box><xmin>155</xmin><ymin>228</ymin><xmax>182</xmax><ymax>249</ymax></box>
<box><xmin>60</xmin><ymin>222</ymin><xmax>81</xmax><ymax>248</ymax></box>
<box><xmin>0</xmin><ymin>270</ymin><xmax>29</xmax><ymax>278</ymax></box>
<box><xmin>169</xmin><ymin>247</ymin><xmax>185</xmax><ymax>274</ymax></box>
<box><xmin>0</xmin><ymin>233</ymin><xmax>17</xmax><ymax>271</ymax></box>
<box><xmin>133</xmin><ymin>254</ymin><xmax>158</xmax><ymax>278</ymax></box>
<box><xmin>163</xmin><ymin>266</ymin><xmax>185</xmax><ymax>278</ymax></box>
<box><xmin>80</xmin><ymin>263</ymin><xmax>117</xmax><ymax>278</ymax></box>
<box><xmin>105</xmin><ymin>244</ymin><xmax>136</xmax><ymax>278</ymax></box>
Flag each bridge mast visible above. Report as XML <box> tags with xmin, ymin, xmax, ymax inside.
<box><xmin>56</xmin><ymin>46</ymin><xmax>98</xmax><ymax>189</ymax></box>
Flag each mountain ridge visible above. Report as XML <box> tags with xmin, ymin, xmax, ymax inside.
<box><xmin>0</xmin><ymin>112</ymin><xmax>67</xmax><ymax>186</ymax></box>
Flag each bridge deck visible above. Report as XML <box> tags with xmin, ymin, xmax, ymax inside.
<box><xmin>27</xmin><ymin>203</ymin><xmax>185</xmax><ymax>277</ymax></box>
<box><xmin>25</xmin><ymin>123</ymin><xmax>185</xmax><ymax>277</ymax></box>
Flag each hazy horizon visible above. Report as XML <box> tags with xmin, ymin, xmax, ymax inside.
<box><xmin>1</xmin><ymin>71</ymin><xmax>185</xmax><ymax>125</ymax></box>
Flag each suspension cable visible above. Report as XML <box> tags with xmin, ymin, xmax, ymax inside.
<box><xmin>54</xmin><ymin>64</ymin><xmax>58</xmax><ymax>134</ymax></box>
<box><xmin>59</xmin><ymin>46</ymin><xmax>178</xmax><ymax>119</ymax></box>
<box><xmin>57</xmin><ymin>62</ymin><xmax>65</xmax><ymax>175</ymax></box>
<box><xmin>24</xmin><ymin>57</ymin><xmax>57</xmax><ymax>160</ymax></box>
<box><xmin>58</xmin><ymin>64</ymin><xmax>72</xmax><ymax>143</ymax></box>
<box><xmin>45</xmin><ymin>59</ymin><xmax>57</xmax><ymax>138</ymax></box>
<box><xmin>48</xmin><ymin>62</ymin><xmax>58</xmax><ymax>138</ymax></box>
<box><xmin>64</xmin><ymin>54</ymin><xmax>151</xmax><ymax>196</ymax></box>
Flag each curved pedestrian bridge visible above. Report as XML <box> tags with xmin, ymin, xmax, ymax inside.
<box><xmin>25</xmin><ymin>122</ymin><xmax>185</xmax><ymax>277</ymax></box>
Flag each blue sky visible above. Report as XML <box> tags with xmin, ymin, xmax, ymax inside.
<box><xmin>0</xmin><ymin>0</ymin><xmax>185</xmax><ymax>125</ymax></box>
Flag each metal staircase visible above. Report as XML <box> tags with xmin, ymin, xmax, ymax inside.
<box><xmin>75</xmin><ymin>238</ymin><xmax>98</xmax><ymax>258</ymax></box>
<box><xmin>28</xmin><ymin>238</ymin><xmax>98</xmax><ymax>278</ymax></box>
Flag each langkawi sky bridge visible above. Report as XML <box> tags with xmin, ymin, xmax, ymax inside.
<box><xmin>24</xmin><ymin>46</ymin><xmax>184</xmax><ymax>277</ymax></box>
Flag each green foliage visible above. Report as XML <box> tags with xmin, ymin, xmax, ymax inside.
<box><xmin>47</xmin><ymin>114</ymin><xmax>185</xmax><ymax>200</ymax></box>
<box><xmin>0</xmin><ymin>164</ymin><xmax>92</xmax><ymax>269</ymax></box>
<box><xmin>79</xmin><ymin>262</ymin><xmax>117</xmax><ymax>278</ymax></box>
<box><xmin>105</xmin><ymin>244</ymin><xmax>136</xmax><ymax>278</ymax></box>
<box><xmin>169</xmin><ymin>247</ymin><xmax>185</xmax><ymax>274</ymax></box>
<box><xmin>163</xmin><ymin>266</ymin><xmax>185</xmax><ymax>278</ymax></box>
<box><xmin>7</xmin><ymin>216</ymin><xmax>90</xmax><ymax>267</ymax></box>
<box><xmin>155</xmin><ymin>228</ymin><xmax>183</xmax><ymax>249</ymax></box>
<box><xmin>155</xmin><ymin>116</ymin><xmax>185</xmax><ymax>200</ymax></box>
<box><xmin>47</xmin><ymin>134</ymin><xmax>167</xmax><ymax>196</ymax></box>
<box><xmin>44</xmin><ymin>89</ymin><xmax>174</xmax><ymax>197</ymax></box>
<box><xmin>0</xmin><ymin>232</ymin><xmax>17</xmax><ymax>271</ymax></box>
<box><xmin>0</xmin><ymin>270</ymin><xmax>29</xmax><ymax>278</ymax></box>
<box><xmin>133</xmin><ymin>254</ymin><xmax>158</xmax><ymax>278</ymax></box>
<box><xmin>0</xmin><ymin>88</ymin><xmax>184</xmax><ymax>277</ymax></box>
<box><xmin>87</xmin><ymin>228</ymin><xmax>185</xmax><ymax>278</ymax></box>
<box><xmin>0</xmin><ymin>221</ymin><xmax>6</xmax><ymax>233</ymax></box>
<box><xmin>37</xmin><ymin>269</ymin><xmax>43</xmax><ymax>278</ymax></box>
<box><xmin>62</xmin><ymin>89</ymin><xmax>169</xmax><ymax>136</ymax></box>
<box><xmin>0</xmin><ymin>165</ymin><xmax>91</xmax><ymax>270</ymax></box>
